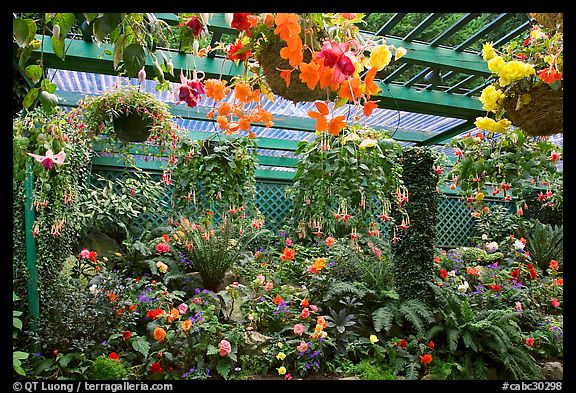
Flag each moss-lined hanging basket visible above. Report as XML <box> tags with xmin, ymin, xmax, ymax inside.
<box><xmin>502</xmin><ymin>82</ymin><xmax>563</xmax><ymax>137</ymax></box>
<box><xmin>257</xmin><ymin>34</ymin><xmax>325</xmax><ymax>103</ymax></box>
<box><xmin>112</xmin><ymin>110</ymin><xmax>153</xmax><ymax>143</ymax></box>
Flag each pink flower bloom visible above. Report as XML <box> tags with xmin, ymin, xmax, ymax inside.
<box><xmin>178</xmin><ymin>303</ymin><xmax>188</xmax><ymax>315</ymax></box>
<box><xmin>293</xmin><ymin>323</ymin><xmax>304</xmax><ymax>335</ymax></box>
<box><xmin>316</xmin><ymin>40</ymin><xmax>356</xmax><ymax>83</ymax></box>
<box><xmin>219</xmin><ymin>339</ymin><xmax>232</xmax><ymax>357</ymax></box>
<box><xmin>79</xmin><ymin>248</ymin><xmax>90</xmax><ymax>259</ymax></box>
<box><xmin>264</xmin><ymin>281</ymin><xmax>273</xmax><ymax>291</ymax></box>
<box><xmin>192</xmin><ymin>297</ymin><xmax>202</xmax><ymax>304</ymax></box>
<box><xmin>309</xmin><ymin>304</ymin><xmax>318</xmax><ymax>312</ymax></box>
<box><xmin>138</xmin><ymin>67</ymin><xmax>146</xmax><ymax>83</ymax></box>
<box><xmin>299</xmin><ymin>307</ymin><xmax>310</xmax><ymax>319</ymax></box>
<box><xmin>325</xmin><ymin>236</ymin><xmax>336</xmax><ymax>247</ymax></box>
<box><xmin>285</xmin><ymin>238</ymin><xmax>293</xmax><ymax>246</ymax></box>
<box><xmin>297</xmin><ymin>341</ymin><xmax>308</xmax><ymax>353</ymax></box>
<box><xmin>175</xmin><ymin>70</ymin><xmax>206</xmax><ymax>108</ymax></box>
<box><xmin>156</xmin><ymin>242</ymin><xmax>170</xmax><ymax>253</ymax></box>
<box><xmin>551</xmin><ymin>298</ymin><xmax>561</xmax><ymax>308</ymax></box>
<box><xmin>28</xmin><ymin>149</ymin><xmax>66</xmax><ymax>170</ymax></box>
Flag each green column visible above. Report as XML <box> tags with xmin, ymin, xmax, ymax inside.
<box><xmin>24</xmin><ymin>159</ymin><xmax>40</xmax><ymax>351</ymax></box>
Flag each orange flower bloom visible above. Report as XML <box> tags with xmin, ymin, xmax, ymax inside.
<box><xmin>301</xmin><ymin>298</ymin><xmax>309</xmax><ymax>308</ymax></box>
<box><xmin>364</xmin><ymin>67</ymin><xmax>381</xmax><ymax>99</ymax></box>
<box><xmin>317</xmin><ymin>316</ymin><xmax>327</xmax><ymax>329</ymax></box>
<box><xmin>280</xmin><ymin>246</ymin><xmax>296</xmax><ymax>261</ymax></box>
<box><xmin>217</xmin><ymin>115</ymin><xmax>229</xmax><ymax>131</ymax></box>
<box><xmin>363</xmin><ymin>100</ymin><xmax>379</xmax><ymax>117</ymax></box>
<box><xmin>273</xmin><ymin>294</ymin><xmax>284</xmax><ymax>305</ymax></box>
<box><xmin>153</xmin><ymin>327</ymin><xmax>166</xmax><ymax>342</ymax></box>
<box><xmin>318</xmin><ymin>65</ymin><xmax>340</xmax><ymax>91</ymax></box>
<box><xmin>280</xmin><ymin>36</ymin><xmax>303</xmax><ymax>68</ymax></box>
<box><xmin>218</xmin><ymin>102</ymin><xmax>232</xmax><ymax>117</ymax></box>
<box><xmin>181</xmin><ymin>319</ymin><xmax>193</xmax><ymax>332</ymax></box>
<box><xmin>238</xmin><ymin>116</ymin><xmax>252</xmax><ymax>131</ymax></box>
<box><xmin>327</xmin><ymin>115</ymin><xmax>347</xmax><ymax>136</ymax></box>
<box><xmin>279</xmin><ymin>69</ymin><xmax>293</xmax><ymax>88</ymax></box>
<box><xmin>338</xmin><ymin>76</ymin><xmax>362</xmax><ymax>101</ymax></box>
<box><xmin>420</xmin><ymin>354</ymin><xmax>433</xmax><ymax>365</ymax></box>
<box><xmin>299</xmin><ymin>60</ymin><xmax>320</xmax><ymax>90</ymax></box>
<box><xmin>308</xmin><ymin>101</ymin><xmax>329</xmax><ymax>131</ymax></box>
<box><xmin>234</xmin><ymin>82</ymin><xmax>253</xmax><ymax>104</ymax></box>
<box><xmin>313</xmin><ymin>257</ymin><xmax>327</xmax><ymax>271</ymax></box>
<box><xmin>166</xmin><ymin>308</ymin><xmax>180</xmax><ymax>323</ymax></box>
<box><xmin>274</xmin><ymin>13</ymin><xmax>301</xmax><ymax>41</ymax></box>
<box><xmin>204</xmin><ymin>78</ymin><xmax>230</xmax><ymax>101</ymax></box>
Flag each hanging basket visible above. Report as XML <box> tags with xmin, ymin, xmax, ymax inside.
<box><xmin>502</xmin><ymin>83</ymin><xmax>563</xmax><ymax>137</ymax></box>
<box><xmin>257</xmin><ymin>34</ymin><xmax>325</xmax><ymax>103</ymax></box>
<box><xmin>112</xmin><ymin>110</ymin><xmax>154</xmax><ymax>142</ymax></box>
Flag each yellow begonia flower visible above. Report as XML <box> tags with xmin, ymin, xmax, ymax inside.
<box><xmin>479</xmin><ymin>85</ymin><xmax>505</xmax><ymax>113</ymax></box>
<box><xmin>370</xmin><ymin>335</ymin><xmax>379</xmax><ymax>344</ymax></box>
<box><xmin>369</xmin><ymin>45</ymin><xmax>392</xmax><ymax>71</ymax></box>
<box><xmin>359</xmin><ymin>138</ymin><xmax>377</xmax><ymax>148</ymax></box>
<box><xmin>475</xmin><ymin>192</ymin><xmax>485</xmax><ymax>201</ymax></box>
<box><xmin>276</xmin><ymin>352</ymin><xmax>286</xmax><ymax>361</ymax></box>
<box><xmin>474</xmin><ymin>117</ymin><xmax>511</xmax><ymax>133</ymax></box>
<box><xmin>156</xmin><ymin>261</ymin><xmax>168</xmax><ymax>273</ymax></box>
<box><xmin>497</xmin><ymin>61</ymin><xmax>535</xmax><ymax>87</ymax></box>
<box><xmin>342</xmin><ymin>132</ymin><xmax>361</xmax><ymax>145</ymax></box>
<box><xmin>395</xmin><ymin>47</ymin><xmax>407</xmax><ymax>61</ymax></box>
<box><xmin>488</xmin><ymin>56</ymin><xmax>506</xmax><ymax>74</ymax></box>
<box><xmin>277</xmin><ymin>366</ymin><xmax>287</xmax><ymax>375</ymax></box>
<box><xmin>482</xmin><ymin>42</ymin><xmax>496</xmax><ymax>61</ymax></box>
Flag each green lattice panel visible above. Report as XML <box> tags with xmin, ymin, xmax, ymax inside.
<box><xmin>255</xmin><ymin>181</ymin><xmax>292</xmax><ymax>232</ymax></box>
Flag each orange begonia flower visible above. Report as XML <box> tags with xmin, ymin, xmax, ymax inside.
<box><xmin>280</xmin><ymin>36</ymin><xmax>303</xmax><ymax>68</ymax></box>
<box><xmin>182</xmin><ymin>319</ymin><xmax>193</xmax><ymax>332</ymax></box>
<box><xmin>206</xmin><ymin>110</ymin><xmax>215</xmax><ymax>120</ymax></box>
<box><xmin>204</xmin><ymin>78</ymin><xmax>230</xmax><ymax>101</ymax></box>
<box><xmin>299</xmin><ymin>61</ymin><xmax>320</xmax><ymax>90</ymax></box>
<box><xmin>274</xmin><ymin>13</ymin><xmax>301</xmax><ymax>41</ymax></box>
<box><xmin>279</xmin><ymin>69</ymin><xmax>293</xmax><ymax>88</ymax></box>
<box><xmin>234</xmin><ymin>82</ymin><xmax>253</xmax><ymax>104</ymax></box>
<box><xmin>248</xmin><ymin>131</ymin><xmax>257</xmax><ymax>139</ymax></box>
<box><xmin>225</xmin><ymin>122</ymin><xmax>240</xmax><ymax>135</ymax></box>
<box><xmin>273</xmin><ymin>294</ymin><xmax>284</xmax><ymax>305</ymax></box>
<box><xmin>153</xmin><ymin>327</ymin><xmax>166</xmax><ymax>342</ymax></box>
<box><xmin>328</xmin><ymin>115</ymin><xmax>347</xmax><ymax>136</ymax></box>
<box><xmin>218</xmin><ymin>102</ymin><xmax>232</xmax><ymax>117</ymax></box>
<box><xmin>364</xmin><ymin>67</ymin><xmax>381</xmax><ymax>99</ymax></box>
<box><xmin>308</xmin><ymin>110</ymin><xmax>328</xmax><ymax>132</ymax></box>
<box><xmin>238</xmin><ymin>116</ymin><xmax>252</xmax><ymax>131</ymax></box>
<box><xmin>318</xmin><ymin>65</ymin><xmax>340</xmax><ymax>91</ymax></box>
<box><xmin>338</xmin><ymin>76</ymin><xmax>362</xmax><ymax>101</ymax></box>
<box><xmin>280</xmin><ymin>246</ymin><xmax>296</xmax><ymax>261</ymax></box>
<box><xmin>363</xmin><ymin>100</ymin><xmax>379</xmax><ymax>117</ymax></box>
<box><xmin>217</xmin><ymin>115</ymin><xmax>229</xmax><ymax>131</ymax></box>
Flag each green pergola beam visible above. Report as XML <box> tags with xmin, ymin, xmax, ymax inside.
<box><xmin>415</xmin><ymin>118</ymin><xmax>477</xmax><ymax>146</ymax></box>
<box><xmin>374</xmin><ymin>13</ymin><xmax>407</xmax><ymax>36</ymax></box>
<box><xmin>55</xmin><ymin>89</ymin><xmax>445</xmax><ymax>142</ymax></box>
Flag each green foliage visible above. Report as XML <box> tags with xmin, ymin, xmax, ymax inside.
<box><xmin>472</xmin><ymin>204</ymin><xmax>520</xmax><ymax>244</ymax></box>
<box><xmin>458</xmin><ymin>247</ymin><xmax>504</xmax><ymax>266</ymax></box>
<box><xmin>90</xmin><ymin>356</ymin><xmax>133</xmax><ymax>380</ymax></box>
<box><xmin>13</xmin><ymin>293</ymin><xmax>29</xmax><ymax>377</ymax></box>
<box><xmin>350</xmin><ymin>359</ymin><xmax>396</xmax><ymax>380</ymax></box>
<box><xmin>519</xmin><ymin>219</ymin><xmax>563</xmax><ymax>271</ymax></box>
<box><xmin>171</xmin><ymin>136</ymin><xmax>258</xmax><ymax>215</ymax></box>
<box><xmin>427</xmin><ymin>282</ymin><xmax>541</xmax><ymax>380</ymax></box>
<box><xmin>392</xmin><ymin>147</ymin><xmax>440</xmax><ymax>304</ymax></box>
<box><xmin>372</xmin><ymin>298</ymin><xmax>434</xmax><ymax>336</ymax></box>
<box><xmin>288</xmin><ymin>126</ymin><xmax>405</xmax><ymax>239</ymax></box>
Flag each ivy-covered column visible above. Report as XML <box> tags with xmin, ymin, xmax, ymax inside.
<box><xmin>392</xmin><ymin>146</ymin><xmax>440</xmax><ymax>305</ymax></box>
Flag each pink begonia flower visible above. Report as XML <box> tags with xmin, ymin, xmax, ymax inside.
<box><xmin>28</xmin><ymin>149</ymin><xmax>66</xmax><ymax>170</ymax></box>
<box><xmin>178</xmin><ymin>303</ymin><xmax>188</xmax><ymax>315</ymax></box>
<box><xmin>293</xmin><ymin>323</ymin><xmax>304</xmax><ymax>335</ymax></box>
<box><xmin>297</xmin><ymin>341</ymin><xmax>308</xmax><ymax>353</ymax></box>
<box><xmin>79</xmin><ymin>249</ymin><xmax>90</xmax><ymax>259</ymax></box>
<box><xmin>551</xmin><ymin>298</ymin><xmax>561</xmax><ymax>308</ymax></box>
<box><xmin>264</xmin><ymin>281</ymin><xmax>273</xmax><ymax>291</ymax></box>
<box><xmin>219</xmin><ymin>339</ymin><xmax>232</xmax><ymax>357</ymax></box>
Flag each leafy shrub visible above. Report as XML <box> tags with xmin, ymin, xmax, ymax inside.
<box><xmin>90</xmin><ymin>356</ymin><xmax>133</xmax><ymax>380</ymax></box>
<box><xmin>519</xmin><ymin>218</ymin><xmax>563</xmax><ymax>271</ymax></box>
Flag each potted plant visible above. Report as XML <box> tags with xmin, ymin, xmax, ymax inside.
<box><xmin>477</xmin><ymin>16</ymin><xmax>562</xmax><ymax>137</ymax></box>
<box><xmin>77</xmin><ymin>82</ymin><xmax>179</xmax><ymax>147</ymax></box>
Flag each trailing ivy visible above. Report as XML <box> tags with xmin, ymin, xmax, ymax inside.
<box><xmin>391</xmin><ymin>147</ymin><xmax>440</xmax><ymax>304</ymax></box>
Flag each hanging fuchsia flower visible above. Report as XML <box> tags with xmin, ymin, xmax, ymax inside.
<box><xmin>176</xmin><ymin>70</ymin><xmax>206</xmax><ymax>108</ymax></box>
<box><xmin>316</xmin><ymin>40</ymin><xmax>356</xmax><ymax>83</ymax></box>
<box><xmin>179</xmin><ymin>15</ymin><xmax>203</xmax><ymax>38</ymax></box>
<box><xmin>28</xmin><ymin>149</ymin><xmax>66</xmax><ymax>170</ymax></box>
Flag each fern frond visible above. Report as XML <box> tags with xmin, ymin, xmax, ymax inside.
<box><xmin>324</xmin><ymin>281</ymin><xmax>366</xmax><ymax>303</ymax></box>
<box><xmin>372</xmin><ymin>305</ymin><xmax>395</xmax><ymax>333</ymax></box>
<box><xmin>399</xmin><ymin>299</ymin><xmax>433</xmax><ymax>335</ymax></box>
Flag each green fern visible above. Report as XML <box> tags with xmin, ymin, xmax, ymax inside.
<box><xmin>323</xmin><ymin>281</ymin><xmax>368</xmax><ymax>303</ymax></box>
<box><xmin>520</xmin><ymin>219</ymin><xmax>563</xmax><ymax>271</ymax></box>
<box><xmin>372</xmin><ymin>298</ymin><xmax>433</xmax><ymax>336</ymax></box>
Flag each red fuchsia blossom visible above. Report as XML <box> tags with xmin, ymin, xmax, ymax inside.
<box><xmin>176</xmin><ymin>71</ymin><xmax>206</xmax><ymax>108</ymax></box>
<box><xmin>316</xmin><ymin>40</ymin><xmax>356</xmax><ymax>83</ymax></box>
<box><xmin>181</xmin><ymin>15</ymin><xmax>203</xmax><ymax>38</ymax></box>
<box><xmin>231</xmin><ymin>13</ymin><xmax>257</xmax><ymax>36</ymax></box>
<box><xmin>398</xmin><ymin>339</ymin><xmax>407</xmax><ymax>348</ymax></box>
<box><xmin>219</xmin><ymin>339</ymin><xmax>232</xmax><ymax>356</ymax></box>
<box><xmin>525</xmin><ymin>337</ymin><xmax>535</xmax><ymax>347</ymax></box>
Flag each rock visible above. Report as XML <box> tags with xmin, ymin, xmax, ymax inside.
<box><xmin>541</xmin><ymin>362</ymin><xmax>563</xmax><ymax>380</ymax></box>
<box><xmin>244</xmin><ymin>330</ymin><xmax>272</xmax><ymax>354</ymax></box>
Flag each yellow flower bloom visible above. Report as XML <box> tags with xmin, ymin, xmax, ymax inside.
<box><xmin>314</xmin><ymin>257</ymin><xmax>327</xmax><ymax>271</ymax></box>
<box><xmin>370</xmin><ymin>335</ymin><xmax>379</xmax><ymax>344</ymax></box>
<box><xmin>482</xmin><ymin>42</ymin><xmax>496</xmax><ymax>61</ymax></box>
<box><xmin>369</xmin><ymin>44</ymin><xmax>392</xmax><ymax>71</ymax></box>
<box><xmin>474</xmin><ymin>117</ymin><xmax>511</xmax><ymax>133</ymax></box>
<box><xmin>359</xmin><ymin>138</ymin><xmax>377</xmax><ymax>149</ymax></box>
<box><xmin>277</xmin><ymin>366</ymin><xmax>287</xmax><ymax>375</ymax></box>
<box><xmin>156</xmin><ymin>261</ymin><xmax>168</xmax><ymax>274</ymax></box>
<box><xmin>497</xmin><ymin>61</ymin><xmax>535</xmax><ymax>87</ymax></box>
<box><xmin>487</xmin><ymin>56</ymin><xmax>505</xmax><ymax>74</ymax></box>
<box><xmin>394</xmin><ymin>47</ymin><xmax>407</xmax><ymax>61</ymax></box>
<box><xmin>342</xmin><ymin>132</ymin><xmax>361</xmax><ymax>145</ymax></box>
<box><xmin>276</xmin><ymin>352</ymin><xmax>286</xmax><ymax>361</ymax></box>
<box><xmin>479</xmin><ymin>85</ymin><xmax>504</xmax><ymax>113</ymax></box>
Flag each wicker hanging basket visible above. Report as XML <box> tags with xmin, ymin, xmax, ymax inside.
<box><xmin>112</xmin><ymin>110</ymin><xmax>153</xmax><ymax>142</ymax></box>
<box><xmin>529</xmin><ymin>13</ymin><xmax>563</xmax><ymax>33</ymax></box>
<box><xmin>256</xmin><ymin>34</ymin><xmax>326</xmax><ymax>103</ymax></box>
<box><xmin>502</xmin><ymin>82</ymin><xmax>563</xmax><ymax>137</ymax></box>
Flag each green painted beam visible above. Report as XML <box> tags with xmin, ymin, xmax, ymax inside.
<box><xmin>415</xmin><ymin>118</ymin><xmax>477</xmax><ymax>146</ymax></box>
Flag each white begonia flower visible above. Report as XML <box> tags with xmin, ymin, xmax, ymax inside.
<box><xmin>89</xmin><ymin>284</ymin><xmax>99</xmax><ymax>295</ymax></box>
<box><xmin>486</xmin><ymin>241</ymin><xmax>499</xmax><ymax>253</ymax></box>
<box><xmin>457</xmin><ymin>281</ymin><xmax>469</xmax><ymax>293</ymax></box>
<box><xmin>513</xmin><ymin>239</ymin><xmax>525</xmax><ymax>250</ymax></box>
